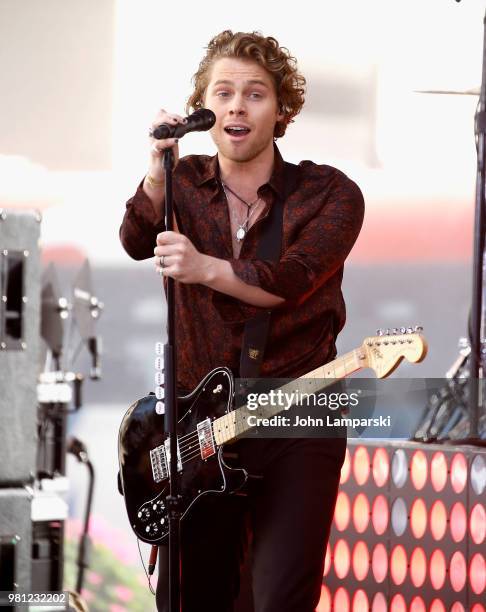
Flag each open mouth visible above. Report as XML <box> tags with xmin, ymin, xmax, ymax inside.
<box><xmin>224</xmin><ymin>126</ymin><xmax>251</xmax><ymax>137</ymax></box>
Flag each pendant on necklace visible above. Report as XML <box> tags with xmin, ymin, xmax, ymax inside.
<box><xmin>236</xmin><ymin>227</ymin><xmax>246</xmax><ymax>242</ymax></box>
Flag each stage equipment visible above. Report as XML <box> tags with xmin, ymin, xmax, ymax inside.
<box><xmin>320</xmin><ymin>439</ymin><xmax>486</xmax><ymax>611</ymax></box>
<box><xmin>0</xmin><ymin>209</ymin><xmax>41</xmax><ymax>486</ymax></box>
<box><xmin>0</xmin><ymin>488</ymin><xmax>33</xmax><ymax>594</ymax></box>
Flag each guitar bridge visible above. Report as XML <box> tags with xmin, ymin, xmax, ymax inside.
<box><xmin>197</xmin><ymin>418</ymin><xmax>216</xmax><ymax>460</ymax></box>
<box><xmin>150</xmin><ymin>444</ymin><xmax>167</xmax><ymax>484</ymax></box>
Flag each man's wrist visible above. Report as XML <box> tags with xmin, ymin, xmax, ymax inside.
<box><xmin>202</xmin><ymin>255</ymin><xmax>223</xmax><ymax>285</ymax></box>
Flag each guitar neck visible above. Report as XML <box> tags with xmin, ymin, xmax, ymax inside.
<box><xmin>212</xmin><ymin>347</ymin><xmax>366</xmax><ymax>446</ymax></box>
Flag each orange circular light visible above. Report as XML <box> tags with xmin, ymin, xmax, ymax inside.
<box><xmin>430</xmin><ymin>549</ymin><xmax>447</xmax><ymax>590</ymax></box>
<box><xmin>353</xmin><ymin>446</ymin><xmax>370</xmax><ymax>485</ymax></box>
<box><xmin>410</xmin><ymin>498</ymin><xmax>427</xmax><ymax>539</ymax></box>
<box><xmin>372</xmin><ymin>447</ymin><xmax>389</xmax><ymax>487</ymax></box>
<box><xmin>430</xmin><ymin>500</ymin><xmax>447</xmax><ymax>541</ymax></box>
<box><xmin>390</xmin><ymin>593</ymin><xmax>406</xmax><ymax>612</ymax></box>
<box><xmin>371</xmin><ymin>592</ymin><xmax>387</xmax><ymax>612</ymax></box>
<box><xmin>469</xmin><ymin>553</ymin><xmax>486</xmax><ymax>595</ymax></box>
<box><xmin>340</xmin><ymin>447</ymin><xmax>351</xmax><ymax>484</ymax></box>
<box><xmin>450</xmin><ymin>604</ymin><xmax>465</xmax><ymax>612</ymax></box>
<box><xmin>371</xmin><ymin>494</ymin><xmax>389</xmax><ymax>535</ymax></box>
<box><xmin>353</xmin><ymin>493</ymin><xmax>370</xmax><ymax>533</ymax></box>
<box><xmin>391</xmin><ymin>449</ymin><xmax>408</xmax><ymax>488</ymax></box>
<box><xmin>470</xmin><ymin>503</ymin><xmax>486</xmax><ymax>545</ymax></box>
<box><xmin>334</xmin><ymin>491</ymin><xmax>351</xmax><ymax>532</ymax></box>
<box><xmin>471</xmin><ymin>605</ymin><xmax>485</xmax><ymax>612</ymax></box>
<box><xmin>451</xmin><ymin>453</ymin><xmax>468</xmax><ymax>493</ymax></box>
<box><xmin>333</xmin><ymin>586</ymin><xmax>350</xmax><ymax>612</ymax></box>
<box><xmin>431</xmin><ymin>451</ymin><xmax>448</xmax><ymax>492</ymax></box>
<box><xmin>410</xmin><ymin>450</ymin><xmax>428</xmax><ymax>490</ymax></box>
<box><xmin>323</xmin><ymin>542</ymin><xmax>331</xmax><ymax>577</ymax></box>
<box><xmin>409</xmin><ymin>596</ymin><xmax>426</xmax><ymax>612</ymax></box>
<box><xmin>316</xmin><ymin>585</ymin><xmax>331</xmax><ymax>612</ymax></box>
<box><xmin>351</xmin><ymin>589</ymin><xmax>369</xmax><ymax>612</ymax></box>
<box><xmin>352</xmin><ymin>541</ymin><xmax>369</xmax><ymax>581</ymax></box>
<box><xmin>429</xmin><ymin>600</ymin><xmax>446</xmax><ymax>612</ymax></box>
<box><xmin>371</xmin><ymin>543</ymin><xmax>388</xmax><ymax>583</ymax></box>
<box><xmin>450</xmin><ymin>502</ymin><xmax>467</xmax><ymax>542</ymax></box>
<box><xmin>410</xmin><ymin>547</ymin><xmax>427</xmax><ymax>587</ymax></box>
<box><xmin>450</xmin><ymin>551</ymin><xmax>467</xmax><ymax>592</ymax></box>
<box><xmin>334</xmin><ymin>539</ymin><xmax>351</xmax><ymax>579</ymax></box>
<box><xmin>390</xmin><ymin>544</ymin><xmax>407</xmax><ymax>585</ymax></box>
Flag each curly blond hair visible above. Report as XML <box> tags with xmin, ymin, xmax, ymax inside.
<box><xmin>186</xmin><ymin>30</ymin><xmax>306</xmax><ymax>138</ymax></box>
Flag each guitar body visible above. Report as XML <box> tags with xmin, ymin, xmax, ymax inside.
<box><xmin>118</xmin><ymin>367</ymin><xmax>248</xmax><ymax>544</ymax></box>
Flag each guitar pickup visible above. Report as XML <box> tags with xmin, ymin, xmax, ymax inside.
<box><xmin>197</xmin><ymin>418</ymin><xmax>216</xmax><ymax>460</ymax></box>
<box><xmin>164</xmin><ymin>437</ymin><xmax>183</xmax><ymax>473</ymax></box>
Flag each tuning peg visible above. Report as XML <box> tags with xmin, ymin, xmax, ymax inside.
<box><xmin>155</xmin><ymin>401</ymin><xmax>165</xmax><ymax>415</ymax></box>
<box><xmin>155</xmin><ymin>342</ymin><xmax>164</xmax><ymax>355</ymax></box>
<box><xmin>155</xmin><ymin>371</ymin><xmax>164</xmax><ymax>385</ymax></box>
<box><xmin>406</xmin><ymin>327</ymin><xmax>414</xmax><ymax>334</ymax></box>
<box><xmin>155</xmin><ymin>357</ymin><xmax>164</xmax><ymax>371</ymax></box>
<box><xmin>377</xmin><ymin>328</ymin><xmax>384</xmax><ymax>336</ymax></box>
<box><xmin>413</xmin><ymin>325</ymin><xmax>423</xmax><ymax>333</ymax></box>
<box><xmin>392</xmin><ymin>327</ymin><xmax>399</xmax><ymax>335</ymax></box>
<box><xmin>385</xmin><ymin>328</ymin><xmax>391</xmax><ymax>336</ymax></box>
<box><xmin>400</xmin><ymin>327</ymin><xmax>406</xmax><ymax>334</ymax></box>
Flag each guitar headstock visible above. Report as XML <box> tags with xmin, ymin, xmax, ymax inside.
<box><xmin>359</xmin><ymin>326</ymin><xmax>428</xmax><ymax>378</ymax></box>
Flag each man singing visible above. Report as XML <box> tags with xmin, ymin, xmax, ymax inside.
<box><xmin>120</xmin><ymin>30</ymin><xmax>364</xmax><ymax>612</ymax></box>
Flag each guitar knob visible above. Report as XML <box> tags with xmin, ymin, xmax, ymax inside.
<box><xmin>377</xmin><ymin>328</ymin><xmax>384</xmax><ymax>336</ymax></box>
<box><xmin>155</xmin><ymin>357</ymin><xmax>164</xmax><ymax>371</ymax></box>
<box><xmin>400</xmin><ymin>327</ymin><xmax>406</xmax><ymax>334</ymax></box>
<box><xmin>138</xmin><ymin>507</ymin><xmax>151</xmax><ymax>522</ymax></box>
<box><xmin>406</xmin><ymin>327</ymin><xmax>413</xmax><ymax>334</ymax></box>
<box><xmin>155</xmin><ymin>386</ymin><xmax>165</xmax><ymax>400</ymax></box>
<box><xmin>155</xmin><ymin>371</ymin><xmax>164</xmax><ymax>385</ymax></box>
<box><xmin>155</xmin><ymin>401</ymin><xmax>165</xmax><ymax>415</ymax></box>
<box><xmin>414</xmin><ymin>325</ymin><xmax>423</xmax><ymax>332</ymax></box>
<box><xmin>392</xmin><ymin>328</ymin><xmax>399</xmax><ymax>335</ymax></box>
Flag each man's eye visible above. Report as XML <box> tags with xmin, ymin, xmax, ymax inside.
<box><xmin>249</xmin><ymin>92</ymin><xmax>263</xmax><ymax>99</ymax></box>
<box><xmin>216</xmin><ymin>91</ymin><xmax>230</xmax><ymax>98</ymax></box>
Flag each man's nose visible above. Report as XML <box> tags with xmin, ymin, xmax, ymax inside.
<box><xmin>229</xmin><ymin>95</ymin><xmax>246</xmax><ymax>116</ymax></box>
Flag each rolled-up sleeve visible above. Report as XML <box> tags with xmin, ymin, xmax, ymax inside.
<box><xmin>119</xmin><ymin>180</ymin><xmax>166</xmax><ymax>260</ymax></box>
<box><xmin>215</xmin><ymin>176</ymin><xmax>364</xmax><ymax>322</ymax></box>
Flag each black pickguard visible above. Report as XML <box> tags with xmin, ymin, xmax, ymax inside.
<box><xmin>118</xmin><ymin>367</ymin><xmax>248</xmax><ymax>544</ymax></box>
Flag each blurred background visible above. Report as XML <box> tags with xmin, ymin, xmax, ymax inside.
<box><xmin>0</xmin><ymin>0</ymin><xmax>484</xmax><ymax>609</ymax></box>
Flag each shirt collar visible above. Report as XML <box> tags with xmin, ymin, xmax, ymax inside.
<box><xmin>196</xmin><ymin>143</ymin><xmax>287</xmax><ymax>197</ymax></box>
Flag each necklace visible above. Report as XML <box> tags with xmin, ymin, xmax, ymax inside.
<box><xmin>221</xmin><ymin>182</ymin><xmax>261</xmax><ymax>242</ymax></box>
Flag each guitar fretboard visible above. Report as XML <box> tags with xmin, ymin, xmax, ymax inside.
<box><xmin>212</xmin><ymin>348</ymin><xmax>366</xmax><ymax>445</ymax></box>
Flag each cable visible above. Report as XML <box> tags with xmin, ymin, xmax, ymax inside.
<box><xmin>137</xmin><ymin>538</ymin><xmax>156</xmax><ymax>596</ymax></box>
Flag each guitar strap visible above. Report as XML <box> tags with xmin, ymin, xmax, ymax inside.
<box><xmin>239</xmin><ymin>161</ymin><xmax>296</xmax><ymax>378</ymax></box>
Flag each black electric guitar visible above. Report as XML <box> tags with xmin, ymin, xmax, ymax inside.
<box><xmin>118</xmin><ymin>328</ymin><xmax>427</xmax><ymax>544</ymax></box>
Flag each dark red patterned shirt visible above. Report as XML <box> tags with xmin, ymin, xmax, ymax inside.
<box><xmin>119</xmin><ymin>145</ymin><xmax>364</xmax><ymax>391</ymax></box>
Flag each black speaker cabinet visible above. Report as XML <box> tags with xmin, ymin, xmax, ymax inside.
<box><xmin>0</xmin><ymin>488</ymin><xmax>33</xmax><ymax>593</ymax></box>
<box><xmin>0</xmin><ymin>209</ymin><xmax>41</xmax><ymax>485</ymax></box>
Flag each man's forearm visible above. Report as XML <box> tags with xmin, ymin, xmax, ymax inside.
<box><xmin>203</xmin><ymin>256</ymin><xmax>285</xmax><ymax>308</ymax></box>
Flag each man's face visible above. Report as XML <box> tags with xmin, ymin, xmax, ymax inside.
<box><xmin>203</xmin><ymin>57</ymin><xmax>284</xmax><ymax>164</ymax></box>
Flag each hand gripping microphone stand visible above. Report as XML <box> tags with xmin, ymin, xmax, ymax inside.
<box><xmin>156</xmin><ymin>109</ymin><xmax>215</xmax><ymax>611</ymax></box>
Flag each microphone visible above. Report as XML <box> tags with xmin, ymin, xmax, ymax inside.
<box><xmin>151</xmin><ymin>108</ymin><xmax>216</xmax><ymax>140</ymax></box>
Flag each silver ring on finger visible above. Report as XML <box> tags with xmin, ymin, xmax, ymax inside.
<box><xmin>160</xmin><ymin>255</ymin><xmax>165</xmax><ymax>268</ymax></box>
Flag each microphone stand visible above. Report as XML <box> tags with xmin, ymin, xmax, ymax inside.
<box><xmin>465</xmin><ymin>7</ymin><xmax>486</xmax><ymax>443</ymax></box>
<box><xmin>162</xmin><ymin>148</ymin><xmax>182</xmax><ymax>612</ymax></box>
